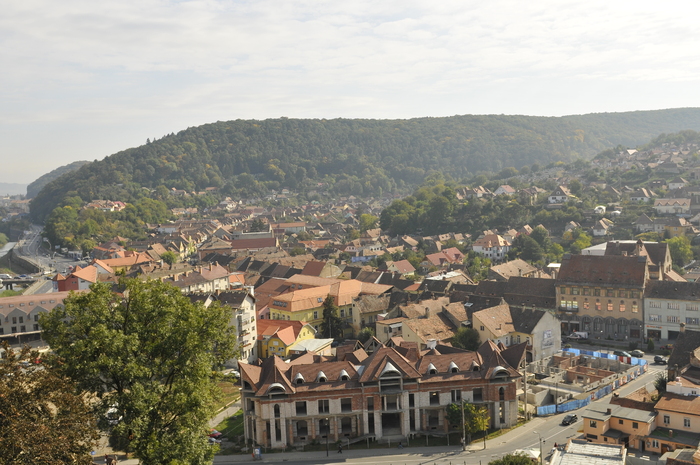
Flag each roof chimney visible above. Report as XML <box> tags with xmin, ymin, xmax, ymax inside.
<box><xmin>426</xmin><ymin>339</ymin><xmax>437</xmax><ymax>350</ymax></box>
<box><xmin>669</xmin><ymin>430</ymin><xmax>674</xmax><ymax>438</ymax></box>
<box><xmin>680</xmin><ymin>322</ymin><xmax>686</xmax><ymax>333</ymax></box>
<box><xmin>606</xmin><ymin>408</ymin><xmax>612</xmax><ymax>415</ymax></box>
<box><xmin>425</xmin><ymin>307</ymin><xmax>430</xmax><ymax>318</ymax></box>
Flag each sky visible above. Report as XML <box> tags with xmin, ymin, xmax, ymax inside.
<box><xmin>3</xmin><ymin>0</ymin><xmax>700</xmax><ymax>185</ymax></box>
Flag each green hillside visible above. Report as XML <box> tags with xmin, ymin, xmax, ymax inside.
<box><xmin>26</xmin><ymin>160</ymin><xmax>92</xmax><ymax>199</ymax></box>
<box><xmin>30</xmin><ymin>108</ymin><xmax>700</xmax><ymax>222</ymax></box>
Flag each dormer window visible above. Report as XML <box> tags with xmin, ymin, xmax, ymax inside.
<box><xmin>316</xmin><ymin>371</ymin><xmax>327</xmax><ymax>383</ymax></box>
<box><xmin>294</xmin><ymin>373</ymin><xmax>305</xmax><ymax>385</ymax></box>
<box><xmin>339</xmin><ymin>369</ymin><xmax>350</xmax><ymax>381</ymax></box>
<box><xmin>427</xmin><ymin>363</ymin><xmax>438</xmax><ymax>375</ymax></box>
<box><xmin>448</xmin><ymin>361</ymin><xmax>459</xmax><ymax>373</ymax></box>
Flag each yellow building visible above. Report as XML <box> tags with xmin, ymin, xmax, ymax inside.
<box><xmin>581</xmin><ymin>405</ymin><xmax>656</xmax><ymax>450</ymax></box>
<box><xmin>256</xmin><ymin>319</ymin><xmax>316</xmax><ymax>359</ymax></box>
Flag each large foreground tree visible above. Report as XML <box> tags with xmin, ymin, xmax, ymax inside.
<box><xmin>0</xmin><ymin>342</ymin><xmax>99</xmax><ymax>464</ymax></box>
<box><xmin>446</xmin><ymin>401</ymin><xmax>490</xmax><ymax>444</ymax></box>
<box><xmin>41</xmin><ymin>279</ymin><xmax>238</xmax><ymax>465</ymax></box>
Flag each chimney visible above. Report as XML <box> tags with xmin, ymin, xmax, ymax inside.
<box><xmin>606</xmin><ymin>408</ymin><xmax>612</xmax><ymax>415</ymax></box>
<box><xmin>426</xmin><ymin>339</ymin><xmax>437</xmax><ymax>350</ymax></box>
<box><xmin>669</xmin><ymin>430</ymin><xmax>674</xmax><ymax>438</ymax></box>
<box><xmin>680</xmin><ymin>322</ymin><xmax>686</xmax><ymax>333</ymax></box>
<box><xmin>425</xmin><ymin>307</ymin><xmax>430</xmax><ymax>318</ymax></box>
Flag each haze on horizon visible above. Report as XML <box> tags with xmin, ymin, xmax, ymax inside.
<box><xmin>3</xmin><ymin>0</ymin><xmax>700</xmax><ymax>184</ymax></box>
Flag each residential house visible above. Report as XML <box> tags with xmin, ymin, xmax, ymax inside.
<box><xmin>472</xmin><ymin>234</ymin><xmax>511</xmax><ymax>262</ymax></box>
<box><xmin>488</xmin><ymin>259</ymin><xmax>538</xmax><ymax>282</ymax></box>
<box><xmin>238</xmin><ymin>340</ymin><xmax>522</xmax><ymax>449</ymax></box>
<box><xmin>494</xmin><ymin>185</ymin><xmax>516</xmax><ymax>196</ymax></box>
<box><xmin>385</xmin><ymin>260</ymin><xmax>416</xmax><ymax>277</ymax></box>
<box><xmin>592</xmin><ymin>218</ymin><xmax>613</xmax><ymax>237</ymax></box>
<box><xmin>556</xmin><ymin>254</ymin><xmax>647</xmax><ymax>341</ymax></box>
<box><xmin>256</xmin><ymin>319</ymin><xmax>318</xmax><ymax>359</ymax></box>
<box><xmin>581</xmin><ymin>404</ymin><xmax>657</xmax><ymax>451</ymax></box>
<box><xmin>654</xmin><ymin>199</ymin><xmax>691</xmax><ymax>216</ymax></box>
<box><xmin>471</xmin><ymin>301</ymin><xmax>561</xmax><ymax>360</ymax></box>
<box><xmin>350</xmin><ymin>294</ymin><xmax>391</xmax><ymax>336</ymax></box>
<box><xmin>548</xmin><ymin>185</ymin><xmax>573</xmax><ymax>204</ymax></box>
<box><xmin>52</xmin><ymin>265</ymin><xmax>98</xmax><ymax>292</ymax></box>
<box><xmin>630</xmin><ymin>189</ymin><xmax>656</xmax><ymax>203</ymax></box>
<box><xmin>162</xmin><ymin>263</ymin><xmax>231</xmax><ymax>294</ymax></box>
<box><xmin>669</xmin><ymin>177</ymin><xmax>688</xmax><ymax>190</ymax></box>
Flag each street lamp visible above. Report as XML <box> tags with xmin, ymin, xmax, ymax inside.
<box><xmin>325</xmin><ymin>417</ymin><xmax>329</xmax><ymax>457</ymax></box>
<box><xmin>533</xmin><ymin>431</ymin><xmax>544</xmax><ymax>465</ymax></box>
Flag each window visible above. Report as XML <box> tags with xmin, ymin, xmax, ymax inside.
<box><xmin>594</xmin><ymin>289</ymin><xmax>601</xmax><ymax>296</ymax></box>
<box><xmin>583</xmin><ymin>288</ymin><xmax>590</xmax><ymax>296</ymax></box>
<box><xmin>649</xmin><ymin>315</ymin><xmax>661</xmax><ymax>322</ymax></box>
<box><xmin>341</xmin><ymin>398</ymin><xmax>352</xmax><ymax>413</ymax></box>
<box><xmin>367</xmin><ymin>397</ymin><xmax>374</xmax><ymax>411</ymax></box>
<box><xmin>631</xmin><ymin>290</ymin><xmax>640</xmax><ymax>298</ymax></box>
<box><xmin>606</xmin><ymin>289</ymin><xmax>614</xmax><ymax>297</ymax></box>
<box><xmin>649</xmin><ymin>301</ymin><xmax>661</xmax><ymax>308</ymax></box>
<box><xmin>560</xmin><ymin>287</ymin><xmax>567</xmax><ymax>295</ymax></box>
<box><xmin>571</xmin><ymin>288</ymin><xmax>579</xmax><ymax>295</ymax></box>
<box><xmin>33</xmin><ymin>324</ymin><xmax>39</xmax><ymax>331</ymax></box>
<box><xmin>480</xmin><ymin>325</ymin><xmax>485</xmax><ymax>331</ymax></box>
<box><xmin>318</xmin><ymin>400</ymin><xmax>330</xmax><ymax>414</ymax></box>
<box><xmin>34</xmin><ymin>314</ymin><xmax>39</xmax><ymax>321</ymax></box>
<box><xmin>583</xmin><ymin>300</ymin><xmax>590</xmax><ymax>310</ymax></box>
<box><xmin>632</xmin><ymin>422</ymin><xmax>638</xmax><ymax>429</ymax></box>
<box><xmin>12</xmin><ymin>317</ymin><xmax>16</xmax><ymax>324</ymax></box>
<box><xmin>451</xmin><ymin>390</ymin><xmax>461</xmax><ymax>403</ymax></box>
<box><xmin>618</xmin><ymin>290</ymin><xmax>627</xmax><ymax>298</ymax></box>
<box><xmin>409</xmin><ymin>394</ymin><xmax>415</xmax><ymax>408</ymax></box>
<box><xmin>273</xmin><ymin>340</ymin><xmax>279</xmax><ymax>346</ymax></box>
<box><xmin>596</xmin><ymin>301</ymin><xmax>602</xmax><ymax>311</ymax></box>
<box><xmin>652</xmin><ymin>440</ymin><xmax>659</xmax><ymax>448</ymax></box>
<box><xmin>589</xmin><ymin>420</ymin><xmax>597</xmax><ymax>428</ymax></box>
<box><xmin>11</xmin><ymin>327</ymin><xmax>16</xmax><ymax>333</ymax></box>
<box><xmin>317</xmin><ymin>297</ymin><xmax>323</xmax><ymax>303</ymax></box>
<box><xmin>668</xmin><ymin>316</ymin><xmax>680</xmax><ymax>323</ymax></box>
<box><xmin>572</xmin><ymin>299</ymin><xmax>578</xmax><ymax>310</ymax></box>
<box><xmin>618</xmin><ymin>419</ymin><xmax>624</xmax><ymax>425</ymax></box>
<box><xmin>619</xmin><ymin>302</ymin><xmax>625</xmax><ymax>312</ymax></box>
<box><xmin>296</xmin><ymin>401</ymin><xmax>307</xmax><ymax>416</ymax></box>
<box><xmin>473</xmin><ymin>388</ymin><xmax>483</xmax><ymax>402</ymax></box>
<box><xmin>688</xmin><ymin>304</ymin><xmax>700</xmax><ymax>311</ymax></box>
<box><xmin>663</xmin><ymin>415</ymin><xmax>670</xmax><ymax>425</ymax></box>
<box><xmin>684</xmin><ymin>418</ymin><xmax>691</xmax><ymax>428</ymax></box>
<box><xmin>429</xmin><ymin>391</ymin><xmax>440</xmax><ymax>406</ymax></box>
<box><xmin>668</xmin><ymin>302</ymin><xmax>680</xmax><ymax>310</ymax></box>
<box><xmin>20</xmin><ymin>326</ymin><xmax>25</xmax><ymax>332</ymax></box>
<box><xmin>687</xmin><ymin>318</ymin><xmax>700</xmax><ymax>325</ymax></box>
<box><xmin>313</xmin><ymin>311</ymin><xmax>318</xmax><ymax>319</ymax></box>
<box><xmin>632</xmin><ymin>302</ymin><xmax>638</xmax><ymax>313</ymax></box>
<box><xmin>607</xmin><ymin>302</ymin><xmax>613</xmax><ymax>311</ymax></box>
<box><xmin>340</xmin><ymin>309</ymin><xmax>345</xmax><ymax>318</ymax></box>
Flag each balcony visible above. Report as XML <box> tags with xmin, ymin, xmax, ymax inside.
<box><xmin>559</xmin><ymin>306</ymin><xmax>578</xmax><ymax>313</ymax></box>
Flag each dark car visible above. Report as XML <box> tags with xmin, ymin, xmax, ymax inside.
<box><xmin>562</xmin><ymin>414</ymin><xmax>578</xmax><ymax>426</ymax></box>
<box><xmin>630</xmin><ymin>349</ymin><xmax>645</xmax><ymax>358</ymax></box>
<box><xmin>654</xmin><ymin>355</ymin><xmax>668</xmax><ymax>365</ymax></box>
<box><xmin>613</xmin><ymin>350</ymin><xmax>631</xmax><ymax>358</ymax></box>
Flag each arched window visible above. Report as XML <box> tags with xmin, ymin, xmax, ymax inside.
<box><xmin>274</xmin><ymin>404</ymin><xmax>280</xmax><ymax>418</ymax></box>
<box><xmin>499</xmin><ymin>387</ymin><xmax>505</xmax><ymax>401</ymax></box>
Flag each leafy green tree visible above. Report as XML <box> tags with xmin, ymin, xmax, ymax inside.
<box><xmin>665</xmin><ymin>236</ymin><xmax>693</xmax><ymax>266</ymax></box>
<box><xmin>0</xmin><ymin>342</ymin><xmax>100</xmax><ymax>464</ymax></box>
<box><xmin>510</xmin><ymin>235</ymin><xmax>544</xmax><ymax>262</ymax></box>
<box><xmin>40</xmin><ymin>279</ymin><xmax>238</xmax><ymax>465</ymax></box>
<box><xmin>647</xmin><ymin>339</ymin><xmax>655</xmax><ymax>353</ymax></box>
<box><xmin>0</xmin><ymin>232</ymin><xmax>8</xmax><ymax>247</ymax></box>
<box><xmin>654</xmin><ymin>371</ymin><xmax>667</xmax><ymax>395</ymax></box>
<box><xmin>320</xmin><ymin>294</ymin><xmax>344</xmax><ymax>339</ymax></box>
<box><xmin>359</xmin><ymin>214</ymin><xmax>379</xmax><ymax>233</ymax></box>
<box><xmin>446</xmin><ymin>401</ymin><xmax>490</xmax><ymax>444</ymax></box>
<box><xmin>160</xmin><ymin>250</ymin><xmax>178</xmax><ymax>265</ymax></box>
<box><xmin>250</xmin><ymin>218</ymin><xmax>267</xmax><ymax>232</ymax></box>
<box><xmin>451</xmin><ymin>327</ymin><xmax>481</xmax><ymax>351</ymax></box>
<box><xmin>489</xmin><ymin>454</ymin><xmax>538</xmax><ymax>465</ymax></box>
<box><xmin>357</xmin><ymin>327</ymin><xmax>375</xmax><ymax>344</ymax></box>
<box><xmin>568</xmin><ymin>179</ymin><xmax>582</xmax><ymax>196</ymax></box>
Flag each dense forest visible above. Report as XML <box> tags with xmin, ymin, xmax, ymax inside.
<box><xmin>30</xmin><ymin>108</ymin><xmax>700</xmax><ymax>222</ymax></box>
<box><xmin>26</xmin><ymin>160</ymin><xmax>92</xmax><ymax>198</ymax></box>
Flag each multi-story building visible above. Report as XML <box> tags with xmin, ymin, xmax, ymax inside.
<box><xmin>581</xmin><ymin>405</ymin><xmax>657</xmax><ymax>450</ymax></box>
<box><xmin>471</xmin><ymin>234</ymin><xmax>511</xmax><ymax>262</ymax></box>
<box><xmin>556</xmin><ymin>254</ymin><xmax>647</xmax><ymax>342</ymax></box>
<box><xmin>239</xmin><ymin>340</ymin><xmax>522</xmax><ymax>449</ymax></box>
<box><xmin>256</xmin><ymin>319</ymin><xmax>317</xmax><ymax>359</ymax></box>
<box><xmin>644</xmin><ymin>281</ymin><xmax>700</xmax><ymax>341</ymax></box>
<box><xmin>0</xmin><ymin>291</ymin><xmax>76</xmax><ymax>343</ymax></box>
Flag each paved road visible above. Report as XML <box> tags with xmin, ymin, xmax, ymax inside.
<box><xmin>14</xmin><ymin>224</ymin><xmax>81</xmax><ymax>276</ymax></box>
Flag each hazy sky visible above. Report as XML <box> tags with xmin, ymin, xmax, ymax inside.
<box><xmin>3</xmin><ymin>0</ymin><xmax>700</xmax><ymax>184</ymax></box>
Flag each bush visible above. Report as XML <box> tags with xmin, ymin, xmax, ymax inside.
<box><xmin>647</xmin><ymin>339</ymin><xmax>655</xmax><ymax>352</ymax></box>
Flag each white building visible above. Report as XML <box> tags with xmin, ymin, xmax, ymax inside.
<box><xmin>644</xmin><ymin>281</ymin><xmax>700</xmax><ymax>341</ymax></box>
<box><xmin>472</xmin><ymin>234</ymin><xmax>511</xmax><ymax>261</ymax></box>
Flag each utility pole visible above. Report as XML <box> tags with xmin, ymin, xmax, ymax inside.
<box><xmin>461</xmin><ymin>399</ymin><xmax>466</xmax><ymax>451</ymax></box>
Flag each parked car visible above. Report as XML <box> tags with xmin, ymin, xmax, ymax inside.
<box><xmin>661</xmin><ymin>344</ymin><xmax>674</xmax><ymax>351</ymax></box>
<box><xmin>654</xmin><ymin>355</ymin><xmax>668</xmax><ymax>365</ymax></box>
<box><xmin>208</xmin><ymin>437</ymin><xmax>222</xmax><ymax>445</ymax></box>
<box><xmin>630</xmin><ymin>349</ymin><xmax>645</xmax><ymax>358</ymax></box>
<box><xmin>561</xmin><ymin>414</ymin><xmax>578</xmax><ymax>426</ymax></box>
<box><xmin>613</xmin><ymin>350</ymin><xmax>631</xmax><ymax>358</ymax></box>
<box><xmin>208</xmin><ymin>429</ymin><xmax>223</xmax><ymax>439</ymax></box>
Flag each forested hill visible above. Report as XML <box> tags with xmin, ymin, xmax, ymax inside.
<box><xmin>30</xmin><ymin>108</ymin><xmax>700</xmax><ymax>221</ymax></box>
<box><xmin>26</xmin><ymin>160</ymin><xmax>92</xmax><ymax>199</ymax></box>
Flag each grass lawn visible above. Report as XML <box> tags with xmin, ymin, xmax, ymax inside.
<box><xmin>215</xmin><ymin>380</ymin><xmax>240</xmax><ymax>412</ymax></box>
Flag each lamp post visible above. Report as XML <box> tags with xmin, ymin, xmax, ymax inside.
<box><xmin>533</xmin><ymin>431</ymin><xmax>544</xmax><ymax>465</ymax></box>
<box><xmin>325</xmin><ymin>417</ymin><xmax>329</xmax><ymax>457</ymax></box>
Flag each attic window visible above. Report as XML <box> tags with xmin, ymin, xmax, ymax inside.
<box><xmin>427</xmin><ymin>363</ymin><xmax>438</xmax><ymax>375</ymax></box>
<box><xmin>339</xmin><ymin>369</ymin><xmax>350</xmax><ymax>381</ymax></box>
<box><xmin>380</xmin><ymin>361</ymin><xmax>401</xmax><ymax>378</ymax></box>
<box><xmin>492</xmin><ymin>366</ymin><xmax>509</xmax><ymax>379</ymax></box>
<box><xmin>448</xmin><ymin>361</ymin><xmax>459</xmax><ymax>373</ymax></box>
<box><xmin>316</xmin><ymin>371</ymin><xmax>328</xmax><ymax>383</ymax></box>
<box><xmin>266</xmin><ymin>383</ymin><xmax>286</xmax><ymax>395</ymax></box>
<box><xmin>294</xmin><ymin>373</ymin><xmax>305</xmax><ymax>385</ymax></box>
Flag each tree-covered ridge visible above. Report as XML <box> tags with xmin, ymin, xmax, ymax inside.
<box><xmin>26</xmin><ymin>160</ymin><xmax>92</xmax><ymax>199</ymax></box>
<box><xmin>30</xmin><ymin>108</ymin><xmax>700</xmax><ymax>222</ymax></box>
